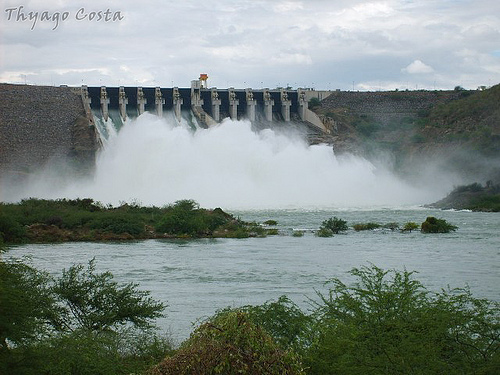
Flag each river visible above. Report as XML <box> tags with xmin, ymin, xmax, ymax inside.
<box><xmin>6</xmin><ymin>208</ymin><xmax>499</xmax><ymax>344</ymax></box>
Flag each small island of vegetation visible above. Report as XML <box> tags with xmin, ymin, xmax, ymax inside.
<box><xmin>0</xmin><ymin>198</ymin><xmax>275</xmax><ymax>244</ymax></box>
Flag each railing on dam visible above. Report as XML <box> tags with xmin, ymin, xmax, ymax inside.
<box><xmin>80</xmin><ymin>82</ymin><xmax>329</xmax><ymax>133</ymax></box>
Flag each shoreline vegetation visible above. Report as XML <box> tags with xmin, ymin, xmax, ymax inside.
<box><xmin>428</xmin><ymin>182</ymin><xmax>500</xmax><ymax>212</ymax></box>
<box><xmin>1</xmin><ymin>258</ymin><xmax>498</xmax><ymax>375</ymax></box>
<box><xmin>0</xmin><ymin>198</ymin><xmax>464</xmax><ymax>245</ymax></box>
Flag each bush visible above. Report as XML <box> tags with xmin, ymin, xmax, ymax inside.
<box><xmin>421</xmin><ymin>216</ymin><xmax>458</xmax><ymax>233</ymax></box>
<box><xmin>151</xmin><ymin>310</ymin><xmax>304</xmax><ymax>375</ymax></box>
<box><xmin>155</xmin><ymin>199</ymin><xmax>230</xmax><ymax>236</ymax></box>
<box><xmin>305</xmin><ymin>265</ymin><xmax>500</xmax><ymax>374</ymax></box>
<box><xmin>402</xmin><ymin>221</ymin><xmax>420</xmax><ymax>232</ymax></box>
<box><xmin>383</xmin><ymin>222</ymin><xmax>399</xmax><ymax>231</ymax></box>
<box><xmin>320</xmin><ymin>217</ymin><xmax>348</xmax><ymax>234</ymax></box>
<box><xmin>353</xmin><ymin>222</ymin><xmax>381</xmax><ymax>231</ymax></box>
<box><xmin>0</xmin><ymin>213</ymin><xmax>27</xmax><ymax>243</ymax></box>
<box><xmin>0</xmin><ymin>258</ymin><xmax>168</xmax><ymax>375</ymax></box>
<box><xmin>308</xmin><ymin>97</ymin><xmax>321</xmax><ymax>109</ymax></box>
<box><xmin>316</xmin><ymin>228</ymin><xmax>333</xmax><ymax>237</ymax></box>
<box><xmin>264</xmin><ymin>220</ymin><xmax>278</xmax><ymax>226</ymax></box>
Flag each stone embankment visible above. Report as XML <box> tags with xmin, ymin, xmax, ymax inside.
<box><xmin>0</xmin><ymin>84</ymin><xmax>99</xmax><ymax>175</ymax></box>
<box><xmin>320</xmin><ymin>90</ymin><xmax>463</xmax><ymax>126</ymax></box>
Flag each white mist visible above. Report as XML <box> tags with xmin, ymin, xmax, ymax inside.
<box><xmin>2</xmin><ymin>113</ymin><xmax>448</xmax><ymax>209</ymax></box>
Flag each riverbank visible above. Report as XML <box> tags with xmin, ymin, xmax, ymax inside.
<box><xmin>428</xmin><ymin>182</ymin><xmax>500</xmax><ymax>212</ymax></box>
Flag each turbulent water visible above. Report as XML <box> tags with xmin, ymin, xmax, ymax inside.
<box><xmin>7</xmin><ymin>209</ymin><xmax>500</xmax><ymax>343</ymax></box>
<box><xmin>1</xmin><ymin>112</ymin><xmax>450</xmax><ymax>208</ymax></box>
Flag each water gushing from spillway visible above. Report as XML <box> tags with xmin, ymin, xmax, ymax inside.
<box><xmin>2</xmin><ymin>113</ymin><xmax>449</xmax><ymax>209</ymax></box>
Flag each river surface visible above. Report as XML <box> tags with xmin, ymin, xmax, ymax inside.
<box><xmin>6</xmin><ymin>208</ymin><xmax>500</xmax><ymax>344</ymax></box>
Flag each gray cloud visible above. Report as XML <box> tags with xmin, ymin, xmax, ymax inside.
<box><xmin>1</xmin><ymin>0</ymin><xmax>499</xmax><ymax>89</ymax></box>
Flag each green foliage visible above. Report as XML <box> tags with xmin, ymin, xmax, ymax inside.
<box><xmin>320</xmin><ymin>217</ymin><xmax>348</xmax><ymax>234</ymax></box>
<box><xmin>402</xmin><ymin>221</ymin><xmax>420</xmax><ymax>232</ymax></box>
<box><xmin>0</xmin><ymin>198</ymin><xmax>249</xmax><ymax>242</ymax></box>
<box><xmin>308</xmin><ymin>97</ymin><xmax>321</xmax><ymax>109</ymax></box>
<box><xmin>0</xmin><ymin>211</ymin><xmax>27</xmax><ymax>242</ymax></box>
<box><xmin>152</xmin><ymin>310</ymin><xmax>304</xmax><ymax>375</ymax></box>
<box><xmin>383</xmin><ymin>222</ymin><xmax>400</xmax><ymax>231</ymax></box>
<box><xmin>264</xmin><ymin>219</ymin><xmax>278</xmax><ymax>226</ymax></box>
<box><xmin>30</xmin><ymin>329</ymin><xmax>172</xmax><ymax>375</ymax></box>
<box><xmin>239</xmin><ymin>296</ymin><xmax>314</xmax><ymax>354</ymax></box>
<box><xmin>421</xmin><ymin>216</ymin><xmax>458</xmax><ymax>233</ymax></box>
<box><xmin>89</xmin><ymin>213</ymin><xmax>145</xmax><ymax>236</ymax></box>
<box><xmin>305</xmin><ymin>265</ymin><xmax>500</xmax><ymax>375</ymax></box>
<box><xmin>0</xmin><ymin>258</ymin><xmax>169</xmax><ymax>375</ymax></box>
<box><xmin>316</xmin><ymin>227</ymin><xmax>333</xmax><ymax>237</ymax></box>
<box><xmin>292</xmin><ymin>230</ymin><xmax>304</xmax><ymax>237</ymax></box>
<box><xmin>352</xmin><ymin>222</ymin><xmax>381</xmax><ymax>231</ymax></box>
<box><xmin>52</xmin><ymin>259</ymin><xmax>164</xmax><ymax>332</ymax></box>
<box><xmin>468</xmin><ymin>194</ymin><xmax>500</xmax><ymax>212</ymax></box>
<box><xmin>0</xmin><ymin>260</ymin><xmax>55</xmax><ymax>350</ymax></box>
<box><xmin>154</xmin><ymin>265</ymin><xmax>499</xmax><ymax>374</ymax></box>
<box><xmin>155</xmin><ymin>199</ymin><xmax>231</xmax><ymax>237</ymax></box>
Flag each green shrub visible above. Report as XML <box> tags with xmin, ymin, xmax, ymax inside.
<box><xmin>308</xmin><ymin>97</ymin><xmax>321</xmax><ymax>109</ymax></box>
<box><xmin>152</xmin><ymin>310</ymin><xmax>304</xmax><ymax>375</ymax></box>
<box><xmin>0</xmin><ymin>214</ymin><xmax>26</xmax><ymax>243</ymax></box>
<box><xmin>89</xmin><ymin>214</ymin><xmax>144</xmax><ymax>236</ymax></box>
<box><xmin>402</xmin><ymin>222</ymin><xmax>420</xmax><ymax>232</ymax></box>
<box><xmin>352</xmin><ymin>222</ymin><xmax>381</xmax><ymax>231</ymax></box>
<box><xmin>320</xmin><ymin>217</ymin><xmax>348</xmax><ymax>234</ymax></box>
<box><xmin>264</xmin><ymin>220</ymin><xmax>278</xmax><ymax>226</ymax></box>
<box><xmin>292</xmin><ymin>231</ymin><xmax>304</xmax><ymax>237</ymax></box>
<box><xmin>316</xmin><ymin>228</ymin><xmax>333</xmax><ymax>237</ymax></box>
<box><xmin>421</xmin><ymin>216</ymin><xmax>458</xmax><ymax>233</ymax></box>
<box><xmin>305</xmin><ymin>265</ymin><xmax>500</xmax><ymax>375</ymax></box>
<box><xmin>383</xmin><ymin>222</ymin><xmax>399</xmax><ymax>230</ymax></box>
<box><xmin>0</xmin><ymin>258</ymin><xmax>169</xmax><ymax>375</ymax></box>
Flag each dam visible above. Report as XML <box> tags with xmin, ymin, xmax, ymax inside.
<box><xmin>81</xmin><ymin>80</ymin><xmax>328</xmax><ymax>132</ymax></box>
<box><xmin>0</xmin><ymin>80</ymin><xmax>329</xmax><ymax>177</ymax></box>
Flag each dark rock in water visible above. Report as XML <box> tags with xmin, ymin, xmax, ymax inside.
<box><xmin>428</xmin><ymin>182</ymin><xmax>500</xmax><ymax>212</ymax></box>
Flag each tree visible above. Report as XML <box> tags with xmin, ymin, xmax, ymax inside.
<box><xmin>0</xmin><ymin>258</ymin><xmax>169</xmax><ymax>375</ymax></box>
<box><xmin>52</xmin><ymin>259</ymin><xmax>164</xmax><ymax>333</ymax></box>
<box><xmin>0</xmin><ymin>260</ymin><xmax>55</xmax><ymax>350</ymax></box>
<box><xmin>308</xmin><ymin>97</ymin><xmax>321</xmax><ymax>109</ymax></box>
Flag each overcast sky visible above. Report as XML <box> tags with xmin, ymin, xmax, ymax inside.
<box><xmin>1</xmin><ymin>0</ymin><xmax>499</xmax><ymax>90</ymax></box>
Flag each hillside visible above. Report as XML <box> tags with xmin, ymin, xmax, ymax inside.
<box><xmin>314</xmin><ymin>85</ymin><xmax>500</xmax><ymax>186</ymax></box>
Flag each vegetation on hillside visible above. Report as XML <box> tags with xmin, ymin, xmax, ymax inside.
<box><xmin>429</xmin><ymin>182</ymin><xmax>500</xmax><ymax>212</ymax></box>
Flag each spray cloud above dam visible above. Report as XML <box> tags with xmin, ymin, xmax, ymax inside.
<box><xmin>2</xmin><ymin>112</ymin><xmax>448</xmax><ymax>209</ymax></box>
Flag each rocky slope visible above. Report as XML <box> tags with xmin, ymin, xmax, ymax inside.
<box><xmin>0</xmin><ymin>84</ymin><xmax>99</xmax><ymax>176</ymax></box>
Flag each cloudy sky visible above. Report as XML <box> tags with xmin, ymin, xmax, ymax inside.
<box><xmin>1</xmin><ymin>0</ymin><xmax>499</xmax><ymax>90</ymax></box>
